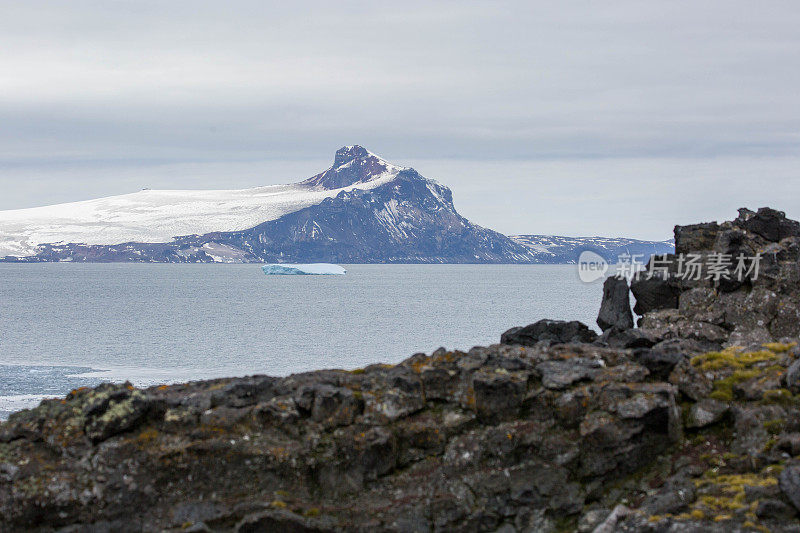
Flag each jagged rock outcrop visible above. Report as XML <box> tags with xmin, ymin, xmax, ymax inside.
<box><xmin>596</xmin><ymin>276</ymin><xmax>634</xmax><ymax>332</ymax></box>
<box><xmin>1</xmin><ymin>342</ymin><xmax>681</xmax><ymax>532</ymax></box>
<box><xmin>500</xmin><ymin>319</ymin><xmax>598</xmax><ymax>347</ymax></box>
<box><xmin>5</xmin><ymin>340</ymin><xmax>800</xmax><ymax>531</ymax></box>
<box><xmin>628</xmin><ymin>207</ymin><xmax>800</xmax><ymax>349</ymax></box>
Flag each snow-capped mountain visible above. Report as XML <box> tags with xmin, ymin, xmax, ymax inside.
<box><xmin>510</xmin><ymin>234</ymin><xmax>674</xmax><ymax>264</ymax></box>
<box><xmin>0</xmin><ymin>146</ymin><xmax>674</xmax><ymax>264</ymax></box>
<box><xmin>0</xmin><ymin>146</ymin><xmax>403</xmax><ymax>258</ymax></box>
<box><xmin>1</xmin><ymin>146</ymin><xmax>536</xmax><ymax>263</ymax></box>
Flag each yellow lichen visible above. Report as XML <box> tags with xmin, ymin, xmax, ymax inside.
<box><xmin>763</xmin><ymin>342</ymin><xmax>797</xmax><ymax>353</ymax></box>
<box><xmin>763</xmin><ymin>419</ymin><xmax>785</xmax><ymax>435</ymax></box>
<box><xmin>692</xmin><ymin>471</ymin><xmax>780</xmax><ymax>520</ymax></box>
<box><xmin>692</xmin><ymin>347</ymin><xmax>778</xmax><ymax>372</ymax></box>
<box><xmin>136</xmin><ymin>427</ymin><xmax>159</xmax><ymax>446</ymax></box>
<box><xmin>762</xmin><ymin>388</ymin><xmax>797</xmax><ymax>406</ymax></box>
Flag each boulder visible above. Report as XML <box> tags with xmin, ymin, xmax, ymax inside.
<box><xmin>630</xmin><ymin>276</ymin><xmax>682</xmax><ymax>316</ymax></box>
<box><xmin>785</xmin><ymin>358</ymin><xmax>800</xmax><ymax>393</ymax></box>
<box><xmin>675</xmin><ymin>221</ymin><xmax>719</xmax><ymax>255</ymax></box>
<box><xmin>742</xmin><ymin>207</ymin><xmax>800</xmax><ymax>242</ymax></box>
<box><xmin>597</xmin><ymin>327</ymin><xmax>657</xmax><ymax>350</ymax></box>
<box><xmin>83</xmin><ymin>384</ymin><xmax>151</xmax><ymax>443</ymax></box>
<box><xmin>755</xmin><ymin>499</ymin><xmax>797</xmax><ymax>519</ymax></box>
<box><xmin>633</xmin><ymin>348</ymin><xmax>684</xmax><ymax>380</ymax></box>
<box><xmin>536</xmin><ymin>358</ymin><xmax>603</xmax><ymax>390</ymax></box>
<box><xmin>686</xmin><ymin>399</ymin><xmax>728</xmax><ymax>428</ymax></box>
<box><xmin>777</xmin><ymin>433</ymin><xmax>800</xmax><ymax>456</ymax></box>
<box><xmin>471</xmin><ymin>371</ymin><xmax>527</xmax><ymax>420</ymax></box>
<box><xmin>500</xmin><ymin>319</ymin><xmax>598</xmax><ymax>346</ymax></box>
<box><xmin>638</xmin><ymin>478</ymin><xmax>696</xmax><ymax>515</ymax></box>
<box><xmin>779</xmin><ymin>461</ymin><xmax>800</xmax><ymax>512</ymax></box>
<box><xmin>668</xmin><ymin>359</ymin><xmax>712</xmax><ymax>401</ymax></box>
<box><xmin>597</xmin><ymin>276</ymin><xmax>634</xmax><ymax>332</ymax></box>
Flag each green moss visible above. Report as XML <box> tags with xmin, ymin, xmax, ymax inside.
<box><xmin>763</xmin><ymin>342</ymin><xmax>797</xmax><ymax>353</ymax></box>
<box><xmin>761</xmin><ymin>388</ymin><xmax>797</xmax><ymax>406</ymax></box>
<box><xmin>708</xmin><ymin>369</ymin><xmax>761</xmax><ymax>401</ymax></box>
<box><xmin>709</xmin><ymin>389</ymin><xmax>733</xmax><ymax>402</ymax></box>
<box><xmin>689</xmin><ymin>469</ymin><xmax>780</xmax><ymax>524</ymax></box>
<box><xmin>763</xmin><ymin>419</ymin><xmax>785</xmax><ymax>435</ymax></box>
<box><xmin>692</xmin><ymin>347</ymin><xmax>778</xmax><ymax>372</ymax></box>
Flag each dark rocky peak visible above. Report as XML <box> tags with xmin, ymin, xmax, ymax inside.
<box><xmin>301</xmin><ymin>145</ymin><xmax>404</xmax><ymax>190</ymax></box>
<box><xmin>332</xmin><ymin>144</ymin><xmax>371</xmax><ymax>166</ymax></box>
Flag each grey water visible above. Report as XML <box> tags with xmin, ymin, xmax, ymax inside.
<box><xmin>0</xmin><ymin>263</ymin><xmax>603</xmax><ymax>418</ymax></box>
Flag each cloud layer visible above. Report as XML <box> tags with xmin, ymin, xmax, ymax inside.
<box><xmin>1</xmin><ymin>1</ymin><xmax>798</xmax><ymax>237</ymax></box>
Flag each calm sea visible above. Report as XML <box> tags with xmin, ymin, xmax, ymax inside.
<box><xmin>0</xmin><ymin>263</ymin><xmax>603</xmax><ymax>417</ymax></box>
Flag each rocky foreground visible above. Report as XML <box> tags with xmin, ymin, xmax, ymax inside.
<box><xmin>3</xmin><ymin>207</ymin><xmax>800</xmax><ymax>532</ymax></box>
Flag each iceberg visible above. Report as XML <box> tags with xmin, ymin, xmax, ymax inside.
<box><xmin>261</xmin><ymin>263</ymin><xmax>347</xmax><ymax>275</ymax></box>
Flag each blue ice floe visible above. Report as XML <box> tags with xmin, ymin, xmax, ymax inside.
<box><xmin>261</xmin><ymin>263</ymin><xmax>347</xmax><ymax>275</ymax></box>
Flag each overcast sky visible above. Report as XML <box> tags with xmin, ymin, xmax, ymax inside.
<box><xmin>1</xmin><ymin>1</ymin><xmax>799</xmax><ymax>239</ymax></box>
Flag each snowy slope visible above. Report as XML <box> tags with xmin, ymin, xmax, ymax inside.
<box><xmin>0</xmin><ymin>146</ymin><xmax>404</xmax><ymax>257</ymax></box>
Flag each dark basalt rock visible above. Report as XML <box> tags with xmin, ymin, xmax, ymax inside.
<box><xmin>743</xmin><ymin>207</ymin><xmax>800</xmax><ymax>243</ymax></box>
<box><xmin>501</xmin><ymin>319</ymin><xmax>598</xmax><ymax>346</ymax></box>
<box><xmin>630</xmin><ymin>274</ymin><xmax>683</xmax><ymax>316</ymax></box>
<box><xmin>82</xmin><ymin>383</ymin><xmax>151</xmax><ymax>443</ymax></box>
<box><xmin>780</xmin><ymin>462</ymin><xmax>800</xmax><ymax>512</ymax></box>
<box><xmin>675</xmin><ymin>221</ymin><xmax>719</xmax><ymax>255</ymax></box>
<box><xmin>632</xmin><ymin>347</ymin><xmax>684</xmax><ymax>380</ymax></box>
<box><xmin>0</xmin><ymin>342</ymin><xmax>682</xmax><ymax>532</ymax></box>
<box><xmin>633</xmin><ymin>208</ymin><xmax>800</xmax><ymax>345</ymax></box>
<box><xmin>596</xmin><ymin>327</ymin><xmax>657</xmax><ymax>349</ymax></box>
<box><xmin>755</xmin><ymin>499</ymin><xmax>797</xmax><ymax>520</ymax></box>
<box><xmin>597</xmin><ymin>276</ymin><xmax>634</xmax><ymax>332</ymax></box>
<box><xmin>686</xmin><ymin>398</ymin><xmax>729</xmax><ymax>428</ymax></box>
<box><xmin>785</xmin><ymin>358</ymin><xmax>800</xmax><ymax>393</ymax></box>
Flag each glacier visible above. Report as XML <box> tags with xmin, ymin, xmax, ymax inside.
<box><xmin>261</xmin><ymin>263</ymin><xmax>346</xmax><ymax>275</ymax></box>
<box><xmin>0</xmin><ymin>146</ymin><xmax>404</xmax><ymax>258</ymax></box>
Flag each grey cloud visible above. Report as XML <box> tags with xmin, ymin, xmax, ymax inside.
<box><xmin>0</xmin><ymin>0</ymin><xmax>798</xmax><ymax>237</ymax></box>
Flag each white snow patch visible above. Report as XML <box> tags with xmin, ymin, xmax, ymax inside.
<box><xmin>0</xmin><ymin>163</ymin><xmax>404</xmax><ymax>257</ymax></box>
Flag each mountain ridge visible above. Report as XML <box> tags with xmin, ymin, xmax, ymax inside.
<box><xmin>510</xmin><ymin>234</ymin><xmax>674</xmax><ymax>264</ymax></box>
<box><xmin>0</xmin><ymin>146</ymin><xmax>673</xmax><ymax>263</ymax></box>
